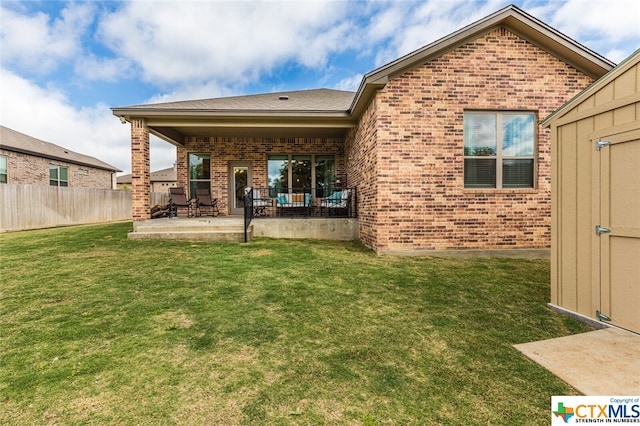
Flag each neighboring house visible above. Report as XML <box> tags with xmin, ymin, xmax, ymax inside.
<box><xmin>543</xmin><ymin>49</ymin><xmax>640</xmax><ymax>334</ymax></box>
<box><xmin>117</xmin><ymin>164</ymin><xmax>177</xmax><ymax>191</ymax></box>
<box><xmin>112</xmin><ymin>5</ymin><xmax>614</xmax><ymax>254</ymax></box>
<box><xmin>0</xmin><ymin>126</ymin><xmax>120</xmax><ymax>189</ymax></box>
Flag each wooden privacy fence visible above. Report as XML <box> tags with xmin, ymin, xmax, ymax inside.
<box><xmin>0</xmin><ymin>184</ymin><xmax>169</xmax><ymax>232</ymax></box>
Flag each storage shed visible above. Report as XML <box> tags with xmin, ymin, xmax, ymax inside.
<box><xmin>543</xmin><ymin>49</ymin><xmax>640</xmax><ymax>334</ymax></box>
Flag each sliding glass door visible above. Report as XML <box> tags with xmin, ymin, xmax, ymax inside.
<box><xmin>267</xmin><ymin>154</ymin><xmax>334</xmax><ymax>197</ymax></box>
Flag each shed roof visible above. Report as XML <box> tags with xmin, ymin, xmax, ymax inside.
<box><xmin>542</xmin><ymin>48</ymin><xmax>640</xmax><ymax>127</ymax></box>
<box><xmin>0</xmin><ymin>126</ymin><xmax>121</xmax><ymax>172</ymax></box>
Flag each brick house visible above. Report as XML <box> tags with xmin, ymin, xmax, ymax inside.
<box><xmin>112</xmin><ymin>5</ymin><xmax>614</xmax><ymax>254</ymax></box>
<box><xmin>117</xmin><ymin>164</ymin><xmax>177</xmax><ymax>192</ymax></box>
<box><xmin>0</xmin><ymin>126</ymin><xmax>120</xmax><ymax>189</ymax></box>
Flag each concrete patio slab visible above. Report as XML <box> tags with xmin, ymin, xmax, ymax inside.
<box><xmin>514</xmin><ymin>327</ymin><xmax>640</xmax><ymax>395</ymax></box>
<box><xmin>129</xmin><ymin>217</ymin><xmax>249</xmax><ymax>242</ymax></box>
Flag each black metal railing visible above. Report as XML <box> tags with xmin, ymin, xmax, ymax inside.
<box><xmin>243</xmin><ymin>188</ymin><xmax>254</xmax><ymax>243</ymax></box>
<box><xmin>244</xmin><ymin>186</ymin><xmax>357</xmax><ymax>220</ymax></box>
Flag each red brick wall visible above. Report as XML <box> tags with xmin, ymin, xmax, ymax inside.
<box><xmin>1</xmin><ymin>149</ymin><xmax>114</xmax><ymax>189</ymax></box>
<box><xmin>131</xmin><ymin>118</ymin><xmax>150</xmax><ymax>221</ymax></box>
<box><xmin>177</xmin><ymin>136</ymin><xmax>345</xmax><ymax>215</ymax></box>
<box><xmin>348</xmin><ymin>28</ymin><xmax>596</xmax><ymax>253</ymax></box>
<box><xmin>346</xmin><ymin>99</ymin><xmax>379</xmax><ymax>249</ymax></box>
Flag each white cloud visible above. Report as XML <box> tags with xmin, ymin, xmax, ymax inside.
<box><xmin>0</xmin><ymin>68</ymin><xmax>175</xmax><ymax>174</ymax></box>
<box><xmin>525</xmin><ymin>0</ymin><xmax>640</xmax><ymax>62</ymax></box>
<box><xmin>98</xmin><ymin>1</ymin><xmax>352</xmax><ymax>87</ymax></box>
<box><xmin>549</xmin><ymin>0</ymin><xmax>640</xmax><ymax>41</ymax></box>
<box><xmin>366</xmin><ymin>4</ymin><xmax>409</xmax><ymax>43</ymax></box>
<box><xmin>74</xmin><ymin>55</ymin><xmax>134</xmax><ymax>82</ymax></box>
<box><xmin>0</xmin><ymin>3</ymin><xmax>94</xmax><ymax>73</ymax></box>
<box><xmin>362</xmin><ymin>0</ymin><xmax>507</xmax><ymax>68</ymax></box>
<box><xmin>334</xmin><ymin>73</ymin><xmax>363</xmax><ymax>92</ymax></box>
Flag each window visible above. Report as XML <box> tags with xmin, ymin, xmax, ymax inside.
<box><xmin>188</xmin><ymin>153</ymin><xmax>211</xmax><ymax>197</ymax></box>
<box><xmin>291</xmin><ymin>155</ymin><xmax>311</xmax><ymax>190</ymax></box>
<box><xmin>268</xmin><ymin>154</ymin><xmax>335</xmax><ymax>196</ymax></box>
<box><xmin>464</xmin><ymin>112</ymin><xmax>535</xmax><ymax>188</ymax></box>
<box><xmin>315</xmin><ymin>155</ymin><xmax>336</xmax><ymax>197</ymax></box>
<box><xmin>268</xmin><ymin>155</ymin><xmax>288</xmax><ymax>194</ymax></box>
<box><xmin>49</xmin><ymin>165</ymin><xmax>68</xmax><ymax>187</ymax></box>
<box><xmin>0</xmin><ymin>155</ymin><xmax>7</xmax><ymax>183</ymax></box>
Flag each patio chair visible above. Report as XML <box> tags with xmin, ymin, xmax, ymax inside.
<box><xmin>168</xmin><ymin>187</ymin><xmax>195</xmax><ymax>217</ymax></box>
<box><xmin>276</xmin><ymin>191</ymin><xmax>311</xmax><ymax>217</ymax></box>
<box><xmin>195</xmin><ymin>188</ymin><xmax>219</xmax><ymax>217</ymax></box>
<box><xmin>320</xmin><ymin>189</ymin><xmax>351</xmax><ymax>217</ymax></box>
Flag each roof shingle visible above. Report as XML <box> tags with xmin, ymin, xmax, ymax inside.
<box><xmin>0</xmin><ymin>126</ymin><xmax>120</xmax><ymax>172</ymax></box>
<box><xmin>118</xmin><ymin>88</ymin><xmax>355</xmax><ymax>112</ymax></box>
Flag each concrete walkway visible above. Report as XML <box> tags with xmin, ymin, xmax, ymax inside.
<box><xmin>514</xmin><ymin>327</ymin><xmax>640</xmax><ymax>395</ymax></box>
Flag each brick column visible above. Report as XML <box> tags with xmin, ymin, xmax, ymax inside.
<box><xmin>131</xmin><ymin>118</ymin><xmax>150</xmax><ymax>221</ymax></box>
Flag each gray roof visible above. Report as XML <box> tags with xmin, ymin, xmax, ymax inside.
<box><xmin>117</xmin><ymin>165</ymin><xmax>176</xmax><ymax>184</ymax></box>
<box><xmin>0</xmin><ymin>126</ymin><xmax>121</xmax><ymax>172</ymax></box>
<box><xmin>119</xmin><ymin>88</ymin><xmax>355</xmax><ymax>112</ymax></box>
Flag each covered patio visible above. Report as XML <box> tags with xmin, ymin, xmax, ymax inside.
<box><xmin>112</xmin><ymin>89</ymin><xmax>360</xmax><ymax>227</ymax></box>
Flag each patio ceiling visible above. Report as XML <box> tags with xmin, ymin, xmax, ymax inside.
<box><xmin>140</xmin><ymin>114</ymin><xmax>357</xmax><ymax>145</ymax></box>
<box><xmin>153</xmin><ymin>125</ymin><xmax>352</xmax><ymax>142</ymax></box>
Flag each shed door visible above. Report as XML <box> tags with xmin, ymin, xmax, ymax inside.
<box><xmin>597</xmin><ymin>129</ymin><xmax>640</xmax><ymax>333</ymax></box>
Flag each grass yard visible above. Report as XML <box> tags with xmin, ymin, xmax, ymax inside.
<box><xmin>0</xmin><ymin>222</ymin><xmax>590</xmax><ymax>425</ymax></box>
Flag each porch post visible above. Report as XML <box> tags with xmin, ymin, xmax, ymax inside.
<box><xmin>131</xmin><ymin>118</ymin><xmax>150</xmax><ymax>221</ymax></box>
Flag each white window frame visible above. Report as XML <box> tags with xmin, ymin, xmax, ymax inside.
<box><xmin>463</xmin><ymin>111</ymin><xmax>537</xmax><ymax>189</ymax></box>
<box><xmin>49</xmin><ymin>164</ymin><xmax>69</xmax><ymax>187</ymax></box>
<box><xmin>188</xmin><ymin>153</ymin><xmax>211</xmax><ymax>198</ymax></box>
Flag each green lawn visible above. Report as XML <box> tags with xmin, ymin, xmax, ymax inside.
<box><xmin>0</xmin><ymin>222</ymin><xmax>589</xmax><ymax>425</ymax></box>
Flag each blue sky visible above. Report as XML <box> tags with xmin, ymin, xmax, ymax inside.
<box><xmin>1</xmin><ymin>0</ymin><xmax>639</xmax><ymax>174</ymax></box>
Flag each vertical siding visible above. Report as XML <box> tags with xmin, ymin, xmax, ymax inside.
<box><xmin>0</xmin><ymin>184</ymin><xmax>132</xmax><ymax>232</ymax></box>
<box><xmin>550</xmin><ymin>122</ymin><xmax>560</xmax><ymax>306</ymax></box>
<box><xmin>575</xmin><ymin>117</ymin><xmax>595</xmax><ymax>315</ymax></box>
<box><xmin>558</xmin><ymin>123</ymin><xmax>579</xmax><ymax>310</ymax></box>
<box><xmin>551</xmin><ymin>53</ymin><xmax>640</xmax><ymax>320</ymax></box>
<box><xmin>554</xmin><ymin>117</ymin><xmax>597</xmax><ymax>313</ymax></box>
